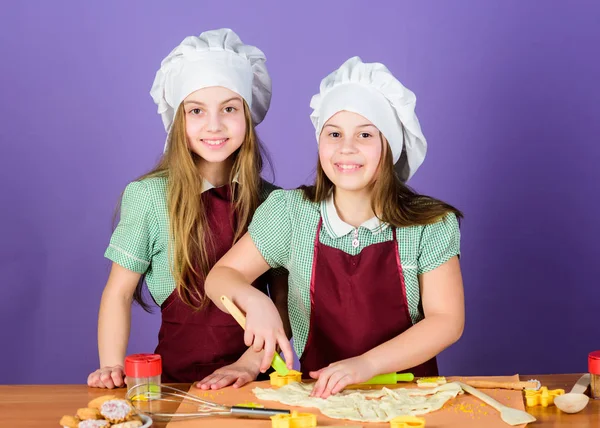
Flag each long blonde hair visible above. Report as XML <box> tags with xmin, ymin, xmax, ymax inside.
<box><xmin>301</xmin><ymin>134</ymin><xmax>463</xmax><ymax>226</ymax></box>
<box><xmin>129</xmin><ymin>101</ymin><xmax>267</xmax><ymax>311</ymax></box>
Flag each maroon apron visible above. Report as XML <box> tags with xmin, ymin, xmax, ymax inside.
<box><xmin>155</xmin><ymin>185</ymin><xmax>268</xmax><ymax>383</ymax></box>
<box><xmin>300</xmin><ymin>219</ymin><xmax>438</xmax><ymax>377</ymax></box>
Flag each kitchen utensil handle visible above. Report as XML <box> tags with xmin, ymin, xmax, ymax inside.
<box><xmin>221</xmin><ymin>295</ymin><xmax>290</xmax><ymax>376</ymax></box>
<box><xmin>457</xmin><ymin>382</ymin><xmax>506</xmax><ymax>411</ymax></box>
<box><xmin>221</xmin><ymin>295</ymin><xmax>247</xmax><ymax>329</ymax></box>
<box><xmin>463</xmin><ymin>380</ymin><xmax>537</xmax><ymax>390</ymax></box>
<box><xmin>230</xmin><ymin>406</ymin><xmax>291</xmax><ymax>418</ymax></box>
<box><xmin>362</xmin><ymin>372</ymin><xmax>414</xmax><ymax>384</ymax></box>
<box><xmin>571</xmin><ymin>374</ymin><xmax>591</xmax><ymax>394</ymax></box>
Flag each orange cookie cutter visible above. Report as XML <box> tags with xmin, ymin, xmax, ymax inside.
<box><xmin>269</xmin><ymin>370</ymin><xmax>302</xmax><ymax>386</ymax></box>
<box><xmin>271</xmin><ymin>411</ymin><xmax>317</xmax><ymax>428</ymax></box>
<box><xmin>524</xmin><ymin>386</ymin><xmax>565</xmax><ymax>407</ymax></box>
<box><xmin>390</xmin><ymin>415</ymin><xmax>426</xmax><ymax>427</ymax></box>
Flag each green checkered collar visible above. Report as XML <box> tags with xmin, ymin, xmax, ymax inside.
<box><xmin>320</xmin><ymin>192</ymin><xmax>389</xmax><ymax>239</ymax></box>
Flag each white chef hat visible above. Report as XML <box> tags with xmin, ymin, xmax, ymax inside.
<box><xmin>310</xmin><ymin>56</ymin><xmax>427</xmax><ymax>181</ymax></box>
<box><xmin>150</xmin><ymin>28</ymin><xmax>272</xmax><ymax>149</ymax></box>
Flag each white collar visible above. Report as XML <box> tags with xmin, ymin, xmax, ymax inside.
<box><xmin>201</xmin><ymin>173</ymin><xmax>240</xmax><ymax>193</ymax></box>
<box><xmin>320</xmin><ymin>192</ymin><xmax>388</xmax><ymax>238</ymax></box>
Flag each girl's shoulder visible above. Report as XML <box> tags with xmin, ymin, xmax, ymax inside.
<box><xmin>394</xmin><ymin>212</ymin><xmax>461</xmax><ymax>252</ymax></box>
<box><xmin>259</xmin><ymin>186</ymin><xmax>320</xmax><ymax>216</ymax></box>
<box><xmin>120</xmin><ymin>175</ymin><xmax>167</xmax><ymax>212</ymax></box>
<box><xmin>395</xmin><ymin>211</ymin><xmax>460</xmax><ymax>233</ymax></box>
<box><xmin>135</xmin><ymin>175</ymin><xmax>168</xmax><ymax>193</ymax></box>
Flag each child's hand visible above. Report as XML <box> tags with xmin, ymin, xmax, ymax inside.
<box><xmin>87</xmin><ymin>365</ymin><xmax>126</xmax><ymax>389</ymax></box>
<box><xmin>195</xmin><ymin>349</ymin><xmax>262</xmax><ymax>390</ymax></box>
<box><xmin>309</xmin><ymin>356</ymin><xmax>376</xmax><ymax>398</ymax></box>
<box><xmin>244</xmin><ymin>293</ymin><xmax>294</xmax><ymax>373</ymax></box>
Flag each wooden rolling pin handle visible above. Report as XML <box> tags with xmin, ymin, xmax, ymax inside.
<box><xmin>220</xmin><ymin>295</ymin><xmax>247</xmax><ymax>329</ymax></box>
<box><xmin>462</xmin><ymin>380</ymin><xmax>538</xmax><ymax>390</ymax></box>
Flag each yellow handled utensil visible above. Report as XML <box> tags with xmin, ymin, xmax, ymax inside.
<box><xmin>220</xmin><ymin>295</ymin><xmax>290</xmax><ymax>376</ymax></box>
<box><xmin>361</xmin><ymin>372</ymin><xmax>414</xmax><ymax>385</ymax></box>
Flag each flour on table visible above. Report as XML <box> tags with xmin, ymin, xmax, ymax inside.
<box><xmin>253</xmin><ymin>382</ymin><xmax>462</xmax><ymax>423</ymax></box>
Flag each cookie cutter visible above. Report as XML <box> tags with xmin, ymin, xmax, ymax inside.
<box><xmin>270</xmin><ymin>370</ymin><xmax>303</xmax><ymax>387</ymax></box>
<box><xmin>524</xmin><ymin>386</ymin><xmax>565</xmax><ymax>407</ymax></box>
<box><xmin>271</xmin><ymin>411</ymin><xmax>317</xmax><ymax>428</ymax></box>
<box><xmin>390</xmin><ymin>415</ymin><xmax>426</xmax><ymax>427</ymax></box>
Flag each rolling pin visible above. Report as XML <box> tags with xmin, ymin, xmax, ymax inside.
<box><xmin>462</xmin><ymin>379</ymin><xmax>541</xmax><ymax>390</ymax></box>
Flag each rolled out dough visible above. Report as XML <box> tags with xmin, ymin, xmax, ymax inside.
<box><xmin>253</xmin><ymin>382</ymin><xmax>462</xmax><ymax>422</ymax></box>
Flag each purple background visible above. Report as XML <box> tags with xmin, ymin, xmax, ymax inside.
<box><xmin>1</xmin><ymin>1</ymin><xmax>599</xmax><ymax>384</ymax></box>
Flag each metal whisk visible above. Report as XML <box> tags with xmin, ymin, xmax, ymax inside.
<box><xmin>126</xmin><ymin>383</ymin><xmax>290</xmax><ymax>421</ymax></box>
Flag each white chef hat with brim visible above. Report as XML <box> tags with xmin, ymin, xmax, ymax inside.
<box><xmin>150</xmin><ymin>28</ymin><xmax>272</xmax><ymax>151</ymax></box>
<box><xmin>310</xmin><ymin>56</ymin><xmax>427</xmax><ymax>182</ymax></box>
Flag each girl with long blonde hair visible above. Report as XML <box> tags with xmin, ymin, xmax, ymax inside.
<box><xmin>87</xmin><ymin>29</ymin><xmax>289</xmax><ymax>389</ymax></box>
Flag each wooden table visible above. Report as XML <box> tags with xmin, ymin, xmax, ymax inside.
<box><xmin>0</xmin><ymin>374</ymin><xmax>596</xmax><ymax>427</ymax></box>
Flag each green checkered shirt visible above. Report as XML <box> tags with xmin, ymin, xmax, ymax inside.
<box><xmin>104</xmin><ymin>176</ymin><xmax>280</xmax><ymax>306</ymax></box>
<box><xmin>248</xmin><ymin>189</ymin><xmax>461</xmax><ymax>359</ymax></box>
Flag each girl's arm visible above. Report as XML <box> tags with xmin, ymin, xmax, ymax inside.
<box><xmin>87</xmin><ymin>263</ymin><xmax>140</xmax><ymax>388</ymax></box>
<box><xmin>196</xmin><ymin>271</ymin><xmax>293</xmax><ymax>391</ymax></box>
<box><xmin>311</xmin><ymin>256</ymin><xmax>464</xmax><ymax>397</ymax></box>
<box><xmin>205</xmin><ymin>233</ymin><xmax>294</xmax><ymax>372</ymax></box>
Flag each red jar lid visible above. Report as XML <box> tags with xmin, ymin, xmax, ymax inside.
<box><xmin>589</xmin><ymin>351</ymin><xmax>600</xmax><ymax>375</ymax></box>
<box><xmin>125</xmin><ymin>354</ymin><xmax>162</xmax><ymax>378</ymax></box>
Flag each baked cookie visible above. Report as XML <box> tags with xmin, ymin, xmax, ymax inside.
<box><xmin>100</xmin><ymin>399</ymin><xmax>134</xmax><ymax>423</ymax></box>
<box><xmin>59</xmin><ymin>415</ymin><xmax>80</xmax><ymax>428</ymax></box>
<box><xmin>88</xmin><ymin>395</ymin><xmax>117</xmax><ymax>409</ymax></box>
<box><xmin>78</xmin><ymin>420</ymin><xmax>110</xmax><ymax>428</ymax></box>
<box><xmin>76</xmin><ymin>408</ymin><xmax>102</xmax><ymax>420</ymax></box>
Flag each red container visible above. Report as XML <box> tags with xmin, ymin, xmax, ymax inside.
<box><xmin>125</xmin><ymin>353</ymin><xmax>162</xmax><ymax>378</ymax></box>
<box><xmin>589</xmin><ymin>351</ymin><xmax>600</xmax><ymax>399</ymax></box>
